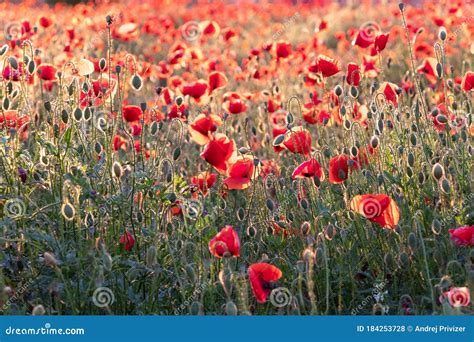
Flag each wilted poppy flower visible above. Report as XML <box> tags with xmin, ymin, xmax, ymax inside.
<box><xmin>191</xmin><ymin>171</ymin><xmax>217</xmax><ymax>195</ymax></box>
<box><xmin>200</xmin><ymin>134</ymin><xmax>235</xmax><ymax>173</ymax></box>
<box><xmin>248</xmin><ymin>263</ymin><xmax>282</xmax><ymax>303</ymax></box>
<box><xmin>346</xmin><ymin>63</ymin><xmax>361</xmax><ymax>86</ymax></box>
<box><xmin>223</xmin><ymin>156</ymin><xmax>257</xmax><ymax>190</ymax></box>
<box><xmin>448</xmin><ymin>226</ymin><xmax>474</xmax><ymax>247</ymax></box>
<box><xmin>350</xmin><ymin>194</ymin><xmax>400</xmax><ymax>229</ymax></box>
<box><xmin>440</xmin><ymin>287</ymin><xmax>471</xmax><ymax>308</ymax></box>
<box><xmin>292</xmin><ymin>159</ymin><xmax>324</xmax><ymax>181</ymax></box>
<box><xmin>123</xmin><ymin>105</ymin><xmax>142</xmax><ymax>122</ymax></box>
<box><xmin>37</xmin><ymin>64</ymin><xmax>56</xmax><ymax>81</ymax></box>
<box><xmin>280</xmin><ymin>126</ymin><xmax>311</xmax><ymax>155</ymax></box>
<box><xmin>119</xmin><ymin>231</ymin><xmax>135</xmax><ymax>251</ymax></box>
<box><xmin>328</xmin><ymin>155</ymin><xmax>353</xmax><ymax>184</ymax></box>
<box><xmin>208</xmin><ymin>225</ymin><xmax>240</xmax><ymax>257</ymax></box>
<box><xmin>188</xmin><ymin>113</ymin><xmax>222</xmax><ymax>145</ymax></box>
<box><xmin>208</xmin><ymin>71</ymin><xmax>228</xmax><ymax>94</ymax></box>
<box><xmin>317</xmin><ymin>55</ymin><xmax>340</xmax><ymax>78</ymax></box>
<box><xmin>461</xmin><ymin>71</ymin><xmax>473</xmax><ymax>92</ymax></box>
<box><xmin>181</xmin><ymin>80</ymin><xmax>208</xmax><ymax>101</ymax></box>
<box><xmin>374</xmin><ymin>33</ymin><xmax>389</xmax><ymax>52</ymax></box>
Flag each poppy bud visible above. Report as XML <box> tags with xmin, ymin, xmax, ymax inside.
<box><xmin>44</xmin><ymin>101</ymin><xmax>52</xmax><ymax>112</ymax></box>
<box><xmin>436</xmin><ymin>63</ymin><xmax>443</xmax><ymax>78</ymax></box>
<box><xmin>0</xmin><ymin>44</ymin><xmax>8</xmax><ymax>56</ymax></box>
<box><xmin>384</xmin><ymin>252</ymin><xmax>395</xmax><ymax>270</ymax></box>
<box><xmin>225</xmin><ymin>301</ymin><xmax>238</xmax><ymax>315</ymax></box>
<box><xmin>408</xmin><ymin>232</ymin><xmax>417</xmax><ymax>251</ymax></box>
<box><xmin>115</xmin><ymin>64</ymin><xmax>121</xmax><ymax>74</ymax></box>
<box><xmin>9</xmin><ymin>56</ymin><xmax>18</xmax><ymax>70</ymax></box>
<box><xmin>106</xmin><ymin>15</ymin><xmax>113</xmax><ymax>26</ymax></box>
<box><xmin>410</xmin><ymin>133</ymin><xmax>417</xmax><ymax>146</ymax></box>
<box><xmin>99</xmin><ymin>58</ymin><xmax>106</xmax><ymax>71</ymax></box>
<box><xmin>266</xmin><ymin>199</ymin><xmax>274</xmax><ymax>211</ymax></box>
<box><xmin>112</xmin><ymin>161</ymin><xmax>123</xmax><ymax>178</ymax></box>
<box><xmin>237</xmin><ymin>207</ymin><xmax>245</xmax><ymax>221</ymax></box>
<box><xmin>173</xmin><ymin>147</ymin><xmax>181</xmax><ymax>160</ymax></box>
<box><xmin>176</xmin><ymin>96</ymin><xmax>183</xmax><ymax>106</ymax></box>
<box><xmin>334</xmin><ymin>85</ymin><xmax>343</xmax><ymax>96</ymax></box>
<box><xmin>439</xmin><ymin>27</ymin><xmax>447</xmax><ymax>41</ymax></box>
<box><xmin>300</xmin><ymin>221</ymin><xmax>311</xmax><ymax>235</ymax></box>
<box><xmin>418</xmin><ymin>171</ymin><xmax>425</xmax><ymax>185</ymax></box>
<box><xmin>61</xmin><ymin>202</ymin><xmax>75</xmax><ymax>221</ymax></box>
<box><xmin>399</xmin><ymin>3</ymin><xmax>405</xmax><ymax>11</ymax></box>
<box><xmin>325</xmin><ymin>224</ymin><xmax>336</xmax><ymax>240</ymax></box>
<box><xmin>431</xmin><ymin>163</ymin><xmax>444</xmax><ymax>180</ymax></box>
<box><xmin>27</xmin><ymin>60</ymin><xmax>36</xmax><ymax>74</ymax></box>
<box><xmin>440</xmin><ymin>178</ymin><xmax>451</xmax><ymax>194</ymax></box>
<box><xmin>399</xmin><ymin>252</ymin><xmax>409</xmax><ymax>267</ymax></box>
<box><xmin>131</xmin><ymin>74</ymin><xmax>143</xmax><ymax>91</ymax></box>
<box><xmin>350</xmin><ymin>86</ymin><xmax>358</xmax><ymax>98</ymax></box>
<box><xmin>32</xmin><ymin>304</ymin><xmax>46</xmax><ymax>316</ymax></box>
<box><xmin>44</xmin><ymin>251</ymin><xmax>59</xmax><ymax>267</ymax></box>
<box><xmin>408</xmin><ymin>152</ymin><xmax>415</xmax><ymax>167</ymax></box>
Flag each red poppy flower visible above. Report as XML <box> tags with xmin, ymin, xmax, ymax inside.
<box><xmin>0</xmin><ymin>110</ymin><xmax>29</xmax><ymax>130</ymax></box>
<box><xmin>201</xmin><ymin>20</ymin><xmax>220</xmax><ymax>37</ymax></box>
<box><xmin>275</xmin><ymin>40</ymin><xmax>292</xmax><ymax>59</ymax></box>
<box><xmin>346</xmin><ymin>63</ymin><xmax>361</xmax><ymax>86</ymax></box>
<box><xmin>113</xmin><ymin>135</ymin><xmax>127</xmax><ymax>151</ymax></box>
<box><xmin>317</xmin><ymin>55</ymin><xmax>340</xmax><ymax>78</ymax></box>
<box><xmin>191</xmin><ymin>171</ymin><xmax>217</xmax><ymax>195</ymax></box>
<box><xmin>416</xmin><ymin>57</ymin><xmax>438</xmax><ymax>84</ymax></box>
<box><xmin>328</xmin><ymin>155</ymin><xmax>353</xmax><ymax>184</ymax></box>
<box><xmin>200</xmin><ymin>134</ymin><xmax>235</xmax><ymax>173</ymax></box>
<box><xmin>119</xmin><ymin>231</ymin><xmax>135</xmax><ymax>251</ymax></box>
<box><xmin>350</xmin><ymin>194</ymin><xmax>400</xmax><ymax>229</ymax></box>
<box><xmin>223</xmin><ymin>156</ymin><xmax>256</xmax><ymax>190</ymax></box>
<box><xmin>374</xmin><ymin>33</ymin><xmax>389</xmax><ymax>52</ymax></box>
<box><xmin>79</xmin><ymin>76</ymin><xmax>117</xmax><ymax>108</ymax></box>
<box><xmin>279</xmin><ymin>126</ymin><xmax>311</xmax><ymax>155</ymax></box>
<box><xmin>448</xmin><ymin>226</ymin><xmax>474</xmax><ymax>247</ymax></box>
<box><xmin>208</xmin><ymin>71</ymin><xmax>228</xmax><ymax>94</ymax></box>
<box><xmin>378</xmin><ymin>82</ymin><xmax>399</xmax><ymax>106</ymax></box>
<box><xmin>223</xmin><ymin>92</ymin><xmax>247</xmax><ymax>114</ymax></box>
<box><xmin>181</xmin><ymin>80</ymin><xmax>208</xmax><ymax>101</ymax></box>
<box><xmin>189</xmin><ymin>113</ymin><xmax>222</xmax><ymax>145</ymax></box>
<box><xmin>123</xmin><ymin>105</ymin><xmax>142</xmax><ymax>122</ymax></box>
<box><xmin>38</xmin><ymin>16</ymin><xmax>53</xmax><ymax>28</ymax></box>
<box><xmin>208</xmin><ymin>226</ymin><xmax>240</xmax><ymax>258</ymax></box>
<box><xmin>248</xmin><ymin>263</ymin><xmax>282</xmax><ymax>303</ymax></box>
<box><xmin>461</xmin><ymin>71</ymin><xmax>473</xmax><ymax>92</ymax></box>
<box><xmin>292</xmin><ymin>159</ymin><xmax>325</xmax><ymax>181</ymax></box>
<box><xmin>353</xmin><ymin>27</ymin><xmax>376</xmax><ymax>48</ymax></box>
<box><xmin>439</xmin><ymin>287</ymin><xmax>471</xmax><ymax>308</ymax></box>
<box><xmin>37</xmin><ymin>64</ymin><xmax>57</xmax><ymax>81</ymax></box>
